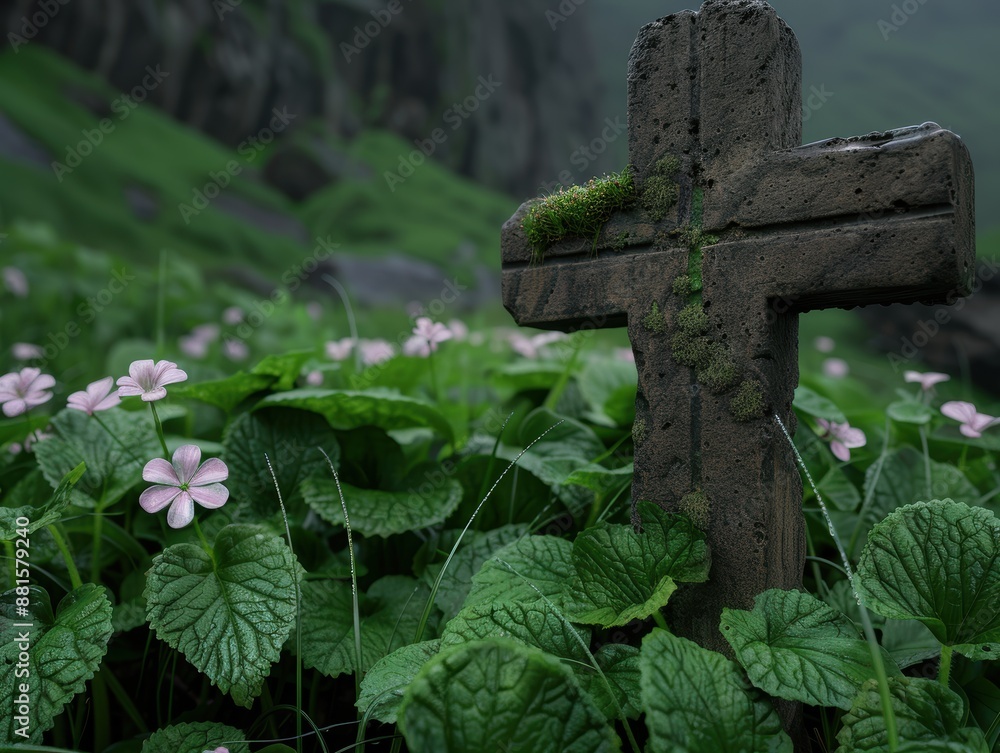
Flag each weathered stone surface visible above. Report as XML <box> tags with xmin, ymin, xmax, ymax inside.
<box><xmin>501</xmin><ymin>0</ymin><xmax>975</xmax><ymax>667</ymax></box>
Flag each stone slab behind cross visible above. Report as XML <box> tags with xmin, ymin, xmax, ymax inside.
<box><xmin>500</xmin><ymin>0</ymin><xmax>974</xmax><ymax>650</ymax></box>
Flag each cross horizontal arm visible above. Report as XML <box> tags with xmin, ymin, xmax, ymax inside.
<box><xmin>704</xmin><ymin>123</ymin><xmax>974</xmax><ymax>253</ymax></box>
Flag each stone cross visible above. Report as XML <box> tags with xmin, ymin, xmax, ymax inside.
<box><xmin>500</xmin><ymin>0</ymin><xmax>974</xmax><ymax>650</ymax></box>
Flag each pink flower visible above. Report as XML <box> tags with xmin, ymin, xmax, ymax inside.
<box><xmin>139</xmin><ymin>445</ymin><xmax>229</xmax><ymax>528</ymax></box>
<box><xmin>509</xmin><ymin>331</ymin><xmax>567</xmax><ymax>359</ymax></box>
<box><xmin>305</xmin><ymin>370</ymin><xmax>324</xmax><ymax>387</ymax></box>
<box><xmin>204</xmin><ymin>748</ymin><xmax>229</xmax><ymax>753</ymax></box>
<box><xmin>116</xmin><ymin>360</ymin><xmax>188</xmax><ymax>402</ymax></box>
<box><xmin>2</xmin><ymin>266</ymin><xmax>28</xmax><ymax>297</ymax></box>
<box><xmin>816</xmin><ymin>418</ymin><xmax>866</xmax><ymax>462</ymax></box>
<box><xmin>448</xmin><ymin>319</ymin><xmax>470</xmax><ymax>342</ymax></box>
<box><xmin>179</xmin><ymin>335</ymin><xmax>209</xmax><ymax>359</ymax></box>
<box><xmin>12</xmin><ymin>343</ymin><xmax>44</xmax><ymax>360</ymax></box>
<box><xmin>823</xmin><ymin>358</ymin><xmax>849</xmax><ymax>379</ymax></box>
<box><xmin>403</xmin><ymin>335</ymin><xmax>432</xmax><ymax>358</ymax></box>
<box><xmin>191</xmin><ymin>324</ymin><xmax>220</xmax><ymax>342</ymax></box>
<box><xmin>941</xmin><ymin>401</ymin><xmax>1000</xmax><ymax>439</ymax></box>
<box><xmin>814</xmin><ymin>336</ymin><xmax>835</xmax><ymax>353</ymax></box>
<box><xmin>905</xmin><ymin>371</ymin><xmax>950</xmax><ymax>392</ymax></box>
<box><xmin>67</xmin><ymin>377</ymin><xmax>121</xmax><ymax>415</ymax></box>
<box><xmin>411</xmin><ymin>317</ymin><xmax>452</xmax><ymax>354</ymax></box>
<box><xmin>615</xmin><ymin>348</ymin><xmax>636</xmax><ymax>363</ymax></box>
<box><xmin>359</xmin><ymin>340</ymin><xmax>394</xmax><ymax>366</ymax></box>
<box><xmin>222</xmin><ymin>306</ymin><xmax>244</xmax><ymax>325</ymax></box>
<box><xmin>325</xmin><ymin>338</ymin><xmax>354</xmax><ymax>362</ymax></box>
<box><xmin>0</xmin><ymin>368</ymin><xmax>55</xmax><ymax>417</ymax></box>
<box><xmin>223</xmin><ymin>339</ymin><xmax>249</xmax><ymax>362</ymax></box>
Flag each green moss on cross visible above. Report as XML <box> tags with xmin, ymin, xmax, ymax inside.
<box><xmin>522</xmin><ymin>167</ymin><xmax>637</xmax><ymax>261</ymax></box>
<box><xmin>639</xmin><ymin>155</ymin><xmax>681</xmax><ymax>221</ymax></box>
<box><xmin>642</xmin><ymin>301</ymin><xmax>667</xmax><ymax>333</ymax></box>
<box><xmin>730</xmin><ymin>379</ymin><xmax>766</xmax><ymax>422</ymax></box>
<box><xmin>679</xmin><ymin>491</ymin><xmax>711</xmax><ymax>531</ymax></box>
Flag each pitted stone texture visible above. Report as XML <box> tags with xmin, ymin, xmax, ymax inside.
<box><xmin>500</xmin><ymin>0</ymin><xmax>975</xmax><ymax>694</ymax></box>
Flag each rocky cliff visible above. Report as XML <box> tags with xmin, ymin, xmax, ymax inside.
<box><xmin>3</xmin><ymin>0</ymin><xmax>607</xmax><ymax>198</ymax></box>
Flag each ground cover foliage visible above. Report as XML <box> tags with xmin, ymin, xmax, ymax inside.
<box><xmin>1</xmin><ymin>284</ymin><xmax>999</xmax><ymax>752</ymax></box>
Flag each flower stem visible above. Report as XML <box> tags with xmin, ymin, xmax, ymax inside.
<box><xmin>939</xmin><ymin>643</ymin><xmax>953</xmax><ymax>688</ymax></box>
<box><xmin>191</xmin><ymin>517</ymin><xmax>212</xmax><ymax>554</ymax></box>
<box><xmin>48</xmin><ymin>524</ymin><xmax>83</xmax><ymax>590</ymax></box>
<box><xmin>652</xmin><ymin>610</ymin><xmax>669</xmax><ymax>631</ymax></box>
<box><xmin>428</xmin><ymin>352</ymin><xmax>440</xmax><ymax>402</ymax></box>
<box><xmin>149</xmin><ymin>402</ymin><xmax>170</xmax><ymax>458</ymax></box>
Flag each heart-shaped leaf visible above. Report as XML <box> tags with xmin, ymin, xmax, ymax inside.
<box><xmin>141</xmin><ymin>721</ymin><xmax>249</xmax><ymax>753</ymax></box>
<box><xmin>144</xmin><ymin>524</ymin><xmax>299</xmax><ymax>707</ymax></box>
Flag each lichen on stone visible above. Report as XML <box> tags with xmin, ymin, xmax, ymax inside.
<box><xmin>640</xmin><ymin>155</ymin><xmax>681</xmax><ymax>221</ymax></box>
<box><xmin>679</xmin><ymin>491</ymin><xmax>711</xmax><ymax>530</ymax></box>
<box><xmin>632</xmin><ymin>418</ymin><xmax>647</xmax><ymax>445</ymax></box>
<box><xmin>642</xmin><ymin>301</ymin><xmax>667</xmax><ymax>333</ymax></box>
<box><xmin>730</xmin><ymin>379</ymin><xmax>766</xmax><ymax>422</ymax></box>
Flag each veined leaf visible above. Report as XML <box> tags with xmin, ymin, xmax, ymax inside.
<box><xmin>141</xmin><ymin>721</ymin><xmax>248</xmax><ymax>753</ymax></box>
<box><xmin>400</xmin><ymin>639</ymin><xmax>617</xmax><ymax>753</ymax></box>
<box><xmin>0</xmin><ymin>585</ymin><xmax>113</xmax><ymax>744</ymax></box>
<box><xmin>357</xmin><ymin>639</ymin><xmax>442</xmax><ymax>724</ymax></box>
<box><xmin>0</xmin><ymin>463</ymin><xmax>85</xmax><ymax>539</ymax></box>
<box><xmin>144</xmin><ymin>525</ymin><xmax>299</xmax><ymax>707</ymax></box>
<box><xmin>570</xmin><ymin>501</ymin><xmax>709</xmax><ymax>627</ymax></box>
<box><xmin>837</xmin><ymin>676</ymin><xmax>988</xmax><ymax>752</ymax></box>
<box><xmin>721</xmin><ymin>589</ymin><xmax>900</xmax><ymax>710</ymax></box>
<box><xmin>856</xmin><ymin>499</ymin><xmax>1000</xmax><ymax>660</ymax></box>
<box><xmin>640</xmin><ymin>629</ymin><xmax>791</xmax><ymax>753</ymax></box>
<box><xmin>463</xmin><ymin>535</ymin><xmax>576</xmax><ymax>613</ymax></box>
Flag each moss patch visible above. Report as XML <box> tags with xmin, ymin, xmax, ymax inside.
<box><xmin>672</xmin><ymin>275</ymin><xmax>693</xmax><ymax>297</ymax></box>
<box><xmin>642</xmin><ymin>301</ymin><xmax>667</xmax><ymax>334</ymax></box>
<box><xmin>730</xmin><ymin>379</ymin><xmax>766</xmax><ymax>422</ymax></box>
<box><xmin>678</xmin><ymin>491</ymin><xmax>711</xmax><ymax>531</ymax></box>
<box><xmin>632</xmin><ymin>418</ymin><xmax>647</xmax><ymax>445</ymax></box>
<box><xmin>677</xmin><ymin>303</ymin><xmax>709</xmax><ymax>337</ymax></box>
<box><xmin>612</xmin><ymin>230</ymin><xmax>631</xmax><ymax>252</ymax></box>
<box><xmin>522</xmin><ymin>167</ymin><xmax>636</xmax><ymax>260</ymax></box>
<box><xmin>670</xmin><ymin>306</ymin><xmax>739</xmax><ymax>393</ymax></box>
<box><xmin>639</xmin><ymin>155</ymin><xmax>681</xmax><ymax>221</ymax></box>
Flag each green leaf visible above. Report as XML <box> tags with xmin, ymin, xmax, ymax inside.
<box><xmin>492</xmin><ymin>361</ymin><xmax>567</xmax><ymax>394</ymax></box>
<box><xmin>144</xmin><ymin>524</ymin><xmax>299</xmax><ymax>707</ymax></box>
<box><xmin>251</xmin><ymin>350</ymin><xmax>314</xmax><ymax>391</ymax></box>
<box><xmin>879</xmin><ymin>619</ymin><xmax>941</xmax><ymax>670</ymax></box>
<box><xmin>442</xmin><ymin>600</ymin><xmax>591</xmax><ymax>664</ymax></box>
<box><xmin>297</xmin><ymin>576</ymin><xmax>431</xmax><ymax>678</ymax></box>
<box><xmin>257</xmin><ymin>388</ymin><xmax>453</xmax><ymax>440</ymax></box>
<box><xmin>418</xmin><ymin>525</ymin><xmax>526</xmax><ymax>622</ymax></box>
<box><xmin>570</xmin><ymin>501</ymin><xmax>709</xmax><ymax>627</ymax></box>
<box><xmin>575</xmin><ymin>643</ymin><xmax>642</xmax><ymax>721</ymax></box>
<box><xmin>640</xmin><ymin>629</ymin><xmax>791</xmax><ymax>753</ymax></box>
<box><xmin>837</xmin><ymin>676</ymin><xmax>988</xmax><ymax>753</ymax></box>
<box><xmin>171</xmin><ymin>371</ymin><xmax>275</xmax><ymax>413</ymax></box>
<box><xmin>794</xmin><ymin>386</ymin><xmax>847</xmax><ymax>422</ymax></box>
<box><xmin>721</xmin><ymin>589</ymin><xmax>900</xmax><ymax>710</ymax></box>
<box><xmin>35</xmin><ymin>408</ymin><xmax>159</xmax><ymax>507</ymax></box>
<box><xmin>887</xmin><ymin>400</ymin><xmax>935</xmax><ymax>425</ymax></box>
<box><xmin>817</xmin><ymin>466</ymin><xmax>862</xmax><ymax>512</ymax></box>
<box><xmin>0</xmin><ymin>464</ymin><xmax>85</xmax><ymax>539</ymax></box>
<box><xmin>463</xmin><ymin>535</ymin><xmax>577</xmax><ymax>613</ymax></box>
<box><xmin>966</xmin><ymin>676</ymin><xmax>1000</xmax><ymax>752</ymax></box>
<box><xmin>357</xmin><ymin>639</ymin><xmax>441</xmax><ymax>724</ymax></box>
<box><xmin>856</xmin><ymin>499</ymin><xmax>1000</xmax><ymax>660</ymax></box>
<box><xmin>578</xmin><ymin>358</ymin><xmax>636</xmax><ymax>427</ymax></box>
<box><xmin>400</xmin><ymin>639</ymin><xmax>617</xmax><ymax>753</ymax></box>
<box><xmin>301</xmin><ymin>468</ymin><xmax>463</xmax><ymax>538</ymax></box>
<box><xmin>0</xmin><ymin>585</ymin><xmax>113</xmax><ymax>744</ymax></box>
<box><xmin>565</xmin><ymin>463</ymin><xmax>634</xmax><ymax>497</ymax></box>
<box><xmin>512</xmin><ymin>408</ymin><xmax>606</xmax><ymax>487</ymax></box>
<box><xmin>141</xmin><ymin>721</ymin><xmax>248</xmax><ymax>753</ymax></box>
<box><xmin>222</xmin><ymin>408</ymin><xmax>340</xmax><ymax>519</ymax></box>
<box><xmin>450</xmin><ymin>454</ymin><xmax>553</xmax><ymax>530</ymax></box>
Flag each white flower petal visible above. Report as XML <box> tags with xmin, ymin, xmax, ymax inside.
<box><xmin>960</xmin><ymin>424</ymin><xmax>983</xmax><ymax>439</ymax></box>
<box><xmin>831</xmin><ymin>441</ymin><xmax>850</xmax><ymax>462</ymax></box>
<box><xmin>139</xmin><ymin>485</ymin><xmax>181</xmax><ymax>513</ymax></box>
<box><xmin>171</xmin><ymin>445</ymin><xmax>202</xmax><ymax>485</ymax></box>
<box><xmin>128</xmin><ymin>360</ymin><xmax>156</xmax><ymax>387</ymax></box>
<box><xmin>2</xmin><ymin>399</ymin><xmax>27</xmax><ymax>417</ymax></box>
<box><xmin>190</xmin><ymin>483</ymin><xmax>229</xmax><ymax>509</ymax></box>
<box><xmin>189</xmin><ymin>457</ymin><xmax>228</xmax><ymax>486</ymax></box>
<box><xmin>143</xmin><ymin>458</ymin><xmax>180</xmax><ymax>485</ymax></box>
<box><xmin>167</xmin><ymin>492</ymin><xmax>195</xmax><ymax>528</ymax></box>
<box><xmin>941</xmin><ymin>401</ymin><xmax>978</xmax><ymax>425</ymax></box>
<box><xmin>140</xmin><ymin>387</ymin><xmax>167</xmax><ymax>402</ymax></box>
